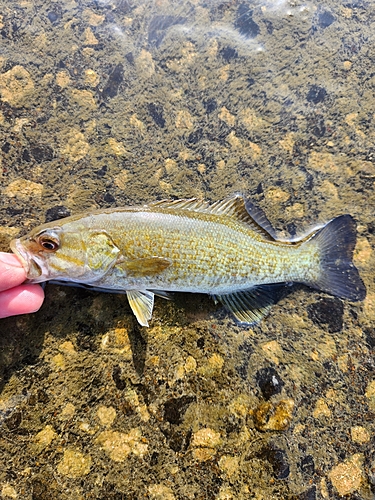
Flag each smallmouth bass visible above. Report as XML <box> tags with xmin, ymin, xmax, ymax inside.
<box><xmin>10</xmin><ymin>195</ymin><xmax>366</xmax><ymax>326</ymax></box>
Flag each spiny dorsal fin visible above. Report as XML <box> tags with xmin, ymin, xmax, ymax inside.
<box><xmin>149</xmin><ymin>195</ymin><xmax>277</xmax><ymax>240</ymax></box>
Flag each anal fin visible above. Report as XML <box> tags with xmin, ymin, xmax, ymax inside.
<box><xmin>126</xmin><ymin>290</ymin><xmax>155</xmax><ymax>326</ymax></box>
<box><xmin>214</xmin><ymin>285</ymin><xmax>286</xmax><ymax>325</ymax></box>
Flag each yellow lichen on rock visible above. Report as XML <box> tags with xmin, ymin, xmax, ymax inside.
<box><xmin>0</xmin><ymin>65</ymin><xmax>35</xmax><ymax>106</ymax></box>
<box><xmin>135</xmin><ymin>49</ymin><xmax>155</xmax><ymax>78</ymax></box>
<box><xmin>50</xmin><ymin>353</ymin><xmax>66</xmax><ymax>370</ymax></box>
<box><xmin>313</xmin><ymin>398</ymin><xmax>331</xmax><ymax>418</ymax></box>
<box><xmin>218</xmin><ymin>455</ymin><xmax>239</xmax><ymax>480</ymax></box>
<box><xmin>34</xmin><ymin>425</ymin><xmax>57</xmax><ymax>451</ymax></box>
<box><xmin>114</xmin><ymin>170</ymin><xmax>130</xmax><ymax>190</ymax></box>
<box><xmin>82</xmin><ymin>8</ymin><xmax>105</xmax><ymax>26</ymax></box>
<box><xmin>108</xmin><ymin>138</ymin><xmax>128</xmax><ymax>156</ymax></box>
<box><xmin>100</xmin><ymin>327</ymin><xmax>132</xmax><ymax>358</ymax></box>
<box><xmin>56</xmin><ymin>70</ymin><xmax>71</xmax><ymax>88</ymax></box>
<box><xmin>254</xmin><ymin>399</ymin><xmax>295</xmax><ymax>431</ymax></box>
<box><xmin>96</xmin><ymin>428</ymin><xmax>148</xmax><ymax>461</ymax></box>
<box><xmin>265</xmin><ymin>187</ymin><xmax>290</xmax><ymax>204</ymax></box>
<box><xmin>261</xmin><ymin>340</ymin><xmax>283</xmax><ymax>365</ymax></box>
<box><xmin>61</xmin><ymin>129</ymin><xmax>90</xmax><ymax>162</ymax></box>
<box><xmin>175</xmin><ymin>110</ymin><xmax>194</xmax><ymax>130</ymax></box>
<box><xmin>59</xmin><ymin>341</ymin><xmax>76</xmax><ymax>356</ymax></box>
<box><xmin>365</xmin><ymin>380</ymin><xmax>375</xmax><ymax>412</ymax></box>
<box><xmin>148</xmin><ymin>484</ymin><xmax>176</xmax><ymax>500</ymax></box>
<box><xmin>4</xmin><ymin>179</ymin><xmax>43</xmax><ymax>200</ymax></box>
<box><xmin>97</xmin><ymin>406</ymin><xmax>117</xmax><ymax>427</ymax></box>
<box><xmin>350</xmin><ymin>426</ymin><xmax>370</xmax><ymax>444</ymax></box>
<box><xmin>191</xmin><ymin>427</ymin><xmax>221</xmax><ymax>462</ymax></box>
<box><xmin>83</xmin><ymin>27</ymin><xmax>98</xmax><ymax>45</ymax></box>
<box><xmin>1</xmin><ymin>484</ymin><xmax>17</xmax><ymax>499</ymax></box>
<box><xmin>219</xmin><ymin>107</ymin><xmax>235</xmax><ymax>127</ymax></box>
<box><xmin>69</xmin><ymin>89</ymin><xmax>97</xmax><ymax>110</ymax></box>
<box><xmin>84</xmin><ymin>69</ymin><xmax>100</xmax><ymax>87</ymax></box>
<box><xmin>239</xmin><ymin>108</ymin><xmax>265</xmax><ymax>132</ymax></box>
<box><xmin>197</xmin><ymin>353</ymin><xmax>224</xmax><ymax>377</ymax></box>
<box><xmin>328</xmin><ymin>454</ymin><xmax>363</xmax><ymax>496</ymax></box>
<box><xmin>354</xmin><ymin>237</ymin><xmax>372</xmax><ymax>265</ymax></box>
<box><xmin>191</xmin><ymin>428</ymin><xmax>221</xmax><ymax>448</ymax></box>
<box><xmin>57</xmin><ymin>449</ymin><xmax>92</xmax><ymax>477</ymax></box>
<box><xmin>279</xmin><ymin>133</ymin><xmax>295</xmax><ymax>153</ymax></box>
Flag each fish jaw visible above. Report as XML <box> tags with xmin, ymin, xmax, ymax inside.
<box><xmin>10</xmin><ymin>238</ymin><xmax>46</xmax><ymax>282</ymax></box>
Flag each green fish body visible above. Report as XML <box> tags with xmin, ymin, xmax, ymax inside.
<box><xmin>10</xmin><ymin>196</ymin><xmax>366</xmax><ymax>326</ymax></box>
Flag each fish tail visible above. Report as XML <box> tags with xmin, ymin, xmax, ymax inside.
<box><xmin>303</xmin><ymin>214</ymin><xmax>366</xmax><ymax>301</ymax></box>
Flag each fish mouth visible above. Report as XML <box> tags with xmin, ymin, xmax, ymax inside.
<box><xmin>10</xmin><ymin>238</ymin><xmax>44</xmax><ymax>282</ymax></box>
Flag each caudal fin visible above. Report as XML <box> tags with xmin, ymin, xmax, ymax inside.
<box><xmin>304</xmin><ymin>214</ymin><xmax>366</xmax><ymax>301</ymax></box>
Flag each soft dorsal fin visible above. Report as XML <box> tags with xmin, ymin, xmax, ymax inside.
<box><xmin>149</xmin><ymin>195</ymin><xmax>277</xmax><ymax>240</ymax></box>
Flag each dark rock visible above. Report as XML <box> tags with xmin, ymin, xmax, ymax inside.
<box><xmin>148</xmin><ymin>103</ymin><xmax>165</xmax><ymax>128</ymax></box>
<box><xmin>256</xmin><ymin>367</ymin><xmax>284</xmax><ymax>400</ymax></box>
<box><xmin>309</xmin><ymin>115</ymin><xmax>326</xmax><ymax>137</ymax></box>
<box><xmin>37</xmin><ymin>389</ymin><xmax>49</xmax><ymax>404</ymax></box>
<box><xmin>307</xmin><ymin>297</ymin><xmax>344</xmax><ymax>333</ymax></box>
<box><xmin>167</xmin><ymin>428</ymin><xmax>192</xmax><ymax>452</ymax></box>
<box><xmin>307</xmin><ymin>85</ymin><xmax>327</xmax><ymax>104</ymax></box>
<box><xmin>220</xmin><ymin>46</ymin><xmax>238</xmax><ymax>62</ymax></box>
<box><xmin>150</xmin><ymin>451</ymin><xmax>159</xmax><ymax>466</ymax></box>
<box><xmin>235</xmin><ymin>4</ymin><xmax>260</xmax><ymax>38</ymax></box>
<box><xmin>5</xmin><ymin>410</ymin><xmax>22</xmax><ymax>430</ymax></box>
<box><xmin>2</xmin><ymin>142</ymin><xmax>10</xmax><ymax>153</ymax></box>
<box><xmin>104</xmin><ymin>192</ymin><xmax>115</xmax><ymax>203</ymax></box>
<box><xmin>45</xmin><ymin>205</ymin><xmax>71</xmax><ymax>223</ymax></box>
<box><xmin>197</xmin><ymin>337</ymin><xmax>205</xmax><ymax>349</ymax></box>
<box><xmin>102</xmin><ymin>64</ymin><xmax>124</xmax><ymax>100</ymax></box>
<box><xmin>187</xmin><ymin>128</ymin><xmax>203</xmax><ymax>144</ymax></box>
<box><xmin>292</xmin><ymin>486</ymin><xmax>316</xmax><ymax>500</ymax></box>
<box><xmin>247</xmin><ymin>77</ymin><xmax>255</xmax><ymax>87</ymax></box>
<box><xmin>22</xmin><ymin>149</ymin><xmax>31</xmax><ymax>162</ymax></box>
<box><xmin>125</xmin><ymin>52</ymin><xmax>134</xmax><ymax>64</ymax></box>
<box><xmin>112</xmin><ymin>365</ymin><xmax>126</xmax><ymax>390</ymax></box>
<box><xmin>163</xmin><ymin>395</ymin><xmax>196</xmax><ymax>425</ymax></box>
<box><xmin>259</xmin><ymin>445</ymin><xmax>290</xmax><ymax>479</ymax></box>
<box><xmin>95</xmin><ymin>165</ymin><xmax>107</xmax><ymax>177</ymax></box>
<box><xmin>31</xmin><ymin>144</ymin><xmax>54</xmax><ymax>162</ymax></box>
<box><xmin>299</xmin><ymin>454</ymin><xmax>315</xmax><ymax>475</ymax></box>
<box><xmin>47</xmin><ymin>11</ymin><xmax>61</xmax><ymax>24</ymax></box>
<box><xmin>364</xmin><ymin>328</ymin><xmax>375</xmax><ymax>348</ymax></box>
<box><xmin>317</xmin><ymin>11</ymin><xmax>335</xmax><ymax>28</ymax></box>
<box><xmin>203</xmin><ymin>98</ymin><xmax>217</xmax><ymax>114</ymax></box>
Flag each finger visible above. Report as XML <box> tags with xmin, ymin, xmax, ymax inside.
<box><xmin>0</xmin><ymin>252</ymin><xmax>27</xmax><ymax>292</ymax></box>
<box><xmin>0</xmin><ymin>284</ymin><xmax>45</xmax><ymax>319</ymax></box>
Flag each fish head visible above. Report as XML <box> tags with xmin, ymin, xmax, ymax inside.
<box><xmin>10</xmin><ymin>221</ymin><xmax>121</xmax><ymax>285</ymax></box>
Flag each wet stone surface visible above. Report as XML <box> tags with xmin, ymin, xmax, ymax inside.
<box><xmin>0</xmin><ymin>0</ymin><xmax>374</xmax><ymax>498</ymax></box>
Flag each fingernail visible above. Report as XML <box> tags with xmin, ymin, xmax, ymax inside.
<box><xmin>0</xmin><ymin>252</ymin><xmax>23</xmax><ymax>267</ymax></box>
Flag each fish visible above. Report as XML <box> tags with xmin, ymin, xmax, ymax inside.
<box><xmin>10</xmin><ymin>195</ymin><xmax>366</xmax><ymax>327</ymax></box>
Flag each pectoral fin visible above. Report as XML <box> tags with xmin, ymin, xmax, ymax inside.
<box><xmin>214</xmin><ymin>285</ymin><xmax>286</xmax><ymax>324</ymax></box>
<box><xmin>126</xmin><ymin>290</ymin><xmax>155</xmax><ymax>326</ymax></box>
<box><xmin>117</xmin><ymin>257</ymin><xmax>171</xmax><ymax>277</ymax></box>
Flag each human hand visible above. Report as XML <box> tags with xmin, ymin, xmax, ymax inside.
<box><xmin>0</xmin><ymin>252</ymin><xmax>44</xmax><ymax>319</ymax></box>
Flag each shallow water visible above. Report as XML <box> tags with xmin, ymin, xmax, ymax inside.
<box><xmin>0</xmin><ymin>0</ymin><xmax>375</xmax><ymax>498</ymax></box>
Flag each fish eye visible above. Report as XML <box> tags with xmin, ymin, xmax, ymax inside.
<box><xmin>37</xmin><ymin>234</ymin><xmax>60</xmax><ymax>252</ymax></box>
